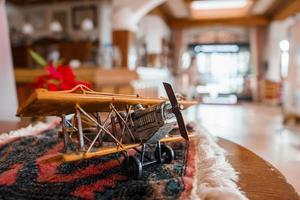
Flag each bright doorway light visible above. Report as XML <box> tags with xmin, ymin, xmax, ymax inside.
<box><xmin>194</xmin><ymin>44</ymin><xmax>239</xmax><ymax>53</ymax></box>
<box><xmin>191</xmin><ymin>0</ymin><xmax>248</xmax><ymax>10</ymax></box>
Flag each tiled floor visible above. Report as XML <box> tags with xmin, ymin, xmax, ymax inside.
<box><xmin>186</xmin><ymin>103</ymin><xmax>300</xmax><ymax>195</ymax></box>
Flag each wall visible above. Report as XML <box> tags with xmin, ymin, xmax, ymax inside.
<box><xmin>139</xmin><ymin>15</ymin><xmax>170</xmax><ymax>54</ymax></box>
<box><xmin>283</xmin><ymin>16</ymin><xmax>300</xmax><ymax>114</ymax></box>
<box><xmin>266</xmin><ymin>18</ymin><xmax>294</xmax><ymax>82</ymax></box>
<box><xmin>262</xmin><ymin>16</ymin><xmax>300</xmax><ymax>113</ymax></box>
<box><xmin>182</xmin><ymin>26</ymin><xmax>249</xmax><ymax>45</ymax></box>
<box><xmin>6</xmin><ymin>0</ymin><xmax>110</xmax><ymax>41</ymax></box>
<box><xmin>0</xmin><ymin>0</ymin><xmax>18</xmax><ymax>121</ymax></box>
<box><xmin>111</xmin><ymin>0</ymin><xmax>165</xmax><ymax>31</ymax></box>
<box><xmin>249</xmin><ymin>26</ymin><xmax>269</xmax><ymax>102</ymax></box>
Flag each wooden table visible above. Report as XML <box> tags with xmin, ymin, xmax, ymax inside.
<box><xmin>0</xmin><ymin>121</ymin><xmax>299</xmax><ymax>199</ymax></box>
<box><xmin>0</xmin><ymin>121</ymin><xmax>30</xmax><ymax>133</ymax></box>
<box><xmin>219</xmin><ymin>138</ymin><xmax>299</xmax><ymax>200</ymax></box>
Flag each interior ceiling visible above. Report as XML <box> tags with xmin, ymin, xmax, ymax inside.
<box><xmin>7</xmin><ymin>0</ymin><xmax>300</xmax><ymax>28</ymax></box>
<box><xmin>157</xmin><ymin>0</ymin><xmax>300</xmax><ymax>28</ymax></box>
<box><xmin>189</xmin><ymin>0</ymin><xmax>255</xmax><ymax>19</ymax></box>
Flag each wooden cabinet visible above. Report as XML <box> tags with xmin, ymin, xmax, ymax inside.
<box><xmin>12</xmin><ymin>40</ymin><xmax>98</xmax><ymax>68</ymax></box>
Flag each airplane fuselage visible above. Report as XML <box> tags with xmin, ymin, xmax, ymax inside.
<box><xmin>130</xmin><ymin>102</ymin><xmax>177</xmax><ymax>144</ymax></box>
<box><xmin>103</xmin><ymin>102</ymin><xmax>177</xmax><ymax>144</ymax></box>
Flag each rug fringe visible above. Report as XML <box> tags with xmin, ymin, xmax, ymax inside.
<box><xmin>0</xmin><ymin>120</ymin><xmax>60</xmax><ymax>147</ymax></box>
<box><xmin>190</xmin><ymin>125</ymin><xmax>248</xmax><ymax>200</ymax></box>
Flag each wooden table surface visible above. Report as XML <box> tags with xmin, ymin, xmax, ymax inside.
<box><xmin>0</xmin><ymin>121</ymin><xmax>299</xmax><ymax>199</ymax></box>
<box><xmin>219</xmin><ymin>138</ymin><xmax>300</xmax><ymax>200</ymax></box>
<box><xmin>0</xmin><ymin>120</ymin><xmax>31</xmax><ymax>133</ymax></box>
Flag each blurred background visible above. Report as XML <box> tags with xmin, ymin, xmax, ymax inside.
<box><xmin>1</xmin><ymin>0</ymin><xmax>298</xmax><ymax>106</ymax></box>
<box><xmin>2</xmin><ymin>0</ymin><xmax>298</xmax><ymax>108</ymax></box>
<box><xmin>1</xmin><ymin>0</ymin><xmax>300</xmax><ymax>194</ymax></box>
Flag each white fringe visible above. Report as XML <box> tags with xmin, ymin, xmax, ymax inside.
<box><xmin>0</xmin><ymin>122</ymin><xmax>53</xmax><ymax>146</ymax></box>
<box><xmin>190</xmin><ymin>125</ymin><xmax>248</xmax><ymax>200</ymax></box>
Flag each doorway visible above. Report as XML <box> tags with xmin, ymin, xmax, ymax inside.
<box><xmin>189</xmin><ymin>43</ymin><xmax>251</xmax><ymax>104</ymax></box>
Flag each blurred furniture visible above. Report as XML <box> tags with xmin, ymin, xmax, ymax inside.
<box><xmin>12</xmin><ymin>39</ymin><xmax>98</xmax><ymax>67</ymax></box>
<box><xmin>132</xmin><ymin>67</ymin><xmax>172</xmax><ymax>98</ymax></box>
<box><xmin>219</xmin><ymin>138</ymin><xmax>299</xmax><ymax>200</ymax></box>
<box><xmin>261</xmin><ymin>80</ymin><xmax>282</xmax><ymax>105</ymax></box>
<box><xmin>112</xmin><ymin>30</ymin><xmax>135</xmax><ymax>68</ymax></box>
<box><xmin>14</xmin><ymin>67</ymin><xmax>138</xmax><ymax>105</ymax></box>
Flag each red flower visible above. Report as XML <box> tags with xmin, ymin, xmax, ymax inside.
<box><xmin>57</xmin><ymin>65</ymin><xmax>75</xmax><ymax>82</ymax></box>
<box><xmin>46</xmin><ymin>65</ymin><xmax>62</xmax><ymax>80</ymax></box>
<box><xmin>31</xmin><ymin>63</ymin><xmax>91</xmax><ymax>91</ymax></box>
<box><xmin>47</xmin><ymin>83</ymin><xmax>59</xmax><ymax>91</ymax></box>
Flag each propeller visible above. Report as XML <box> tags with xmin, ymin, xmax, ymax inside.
<box><xmin>163</xmin><ymin>82</ymin><xmax>189</xmax><ymax>141</ymax></box>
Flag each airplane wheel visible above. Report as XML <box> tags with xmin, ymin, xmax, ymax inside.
<box><xmin>155</xmin><ymin>144</ymin><xmax>174</xmax><ymax>164</ymax></box>
<box><xmin>122</xmin><ymin>156</ymin><xmax>142</xmax><ymax>179</ymax></box>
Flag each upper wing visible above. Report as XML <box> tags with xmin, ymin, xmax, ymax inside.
<box><xmin>17</xmin><ymin>89</ymin><xmax>198</xmax><ymax>117</ymax></box>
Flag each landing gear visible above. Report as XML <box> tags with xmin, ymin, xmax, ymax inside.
<box><xmin>121</xmin><ymin>143</ymin><xmax>175</xmax><ymax>179</ymax></box>
<box><xmin>122</xmin><ymin>156</ymin><xmax>142</xmax><ymax>179</ymax></box>
<box><xmin>155</xmin><ymin>144</ymin><xmax>174</xmax><ymax>164</ymax></box>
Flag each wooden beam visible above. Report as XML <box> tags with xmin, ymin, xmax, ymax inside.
<box><xmin>273</xmin><ymin>0</ymin><xmax>300</xmax><ymax>20</ymax></box>
<box><xmin>112</xmin><ymin>30</ymin><xmax>135</xmax><ymax>68</ymax></box>
<box><xmin>169</xmin><ymin>16</ymin><xmax>269</xmax><ymax>29</ymax></box>
<box><xmin>148</xmin><ymin>3</ymin><xmax>173</xmax><ymax>23</ymax></box>
<box><xmin>262</xmin><ymin>0</ymin><xmax>288</xmax><ymax>17</ymax></box>
<box><xmin>248</xmin><ymin>0</ymin><xmax>260</xmax><ymax>14</ymax></box>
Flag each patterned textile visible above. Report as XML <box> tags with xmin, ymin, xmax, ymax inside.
<box><xmin>0</xmin><ymin>129</ymin><xmax>194</xmax><ymax>200</ymax></box>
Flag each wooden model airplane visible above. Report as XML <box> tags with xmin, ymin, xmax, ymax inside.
<box><xmin>17</xmin><ymin>82</ymin><xmax>197</xmax><ymax>179</ymax></box>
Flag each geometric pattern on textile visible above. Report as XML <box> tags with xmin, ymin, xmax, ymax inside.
<box><xmin>0</xmin><ymin>129</ymin><xmax>192</xmax><ymax>200</ymax></box>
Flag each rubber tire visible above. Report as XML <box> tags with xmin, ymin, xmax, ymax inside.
<box><xmin>154</xmin><ymin>144</ymin><xmax>174</xmax><ymax>164</ymax></box>
<box><xmin>122</xmin><ymin>156</ymin><xmax>142</xmax><ymax>179</ymax></box>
